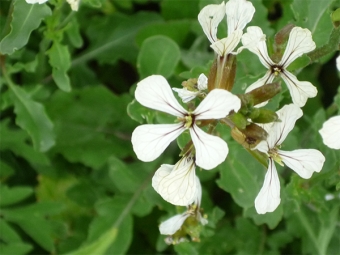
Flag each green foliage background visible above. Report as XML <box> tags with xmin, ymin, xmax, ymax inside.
<box><xmin>0</xmin><ymin>0</ymin><xmax>339</xmax><ymax>254</ymax></box>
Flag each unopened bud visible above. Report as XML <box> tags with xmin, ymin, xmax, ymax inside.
<box><xmin>250</xmin><ymin>108</ymin><xmax>278</xmax><ymax>123</ymax></box>
<box><xmin>273</xmin><ymin>24</ymin><xmax>295</xmax><ymax>62</ymax></box>
<box><xmin>231</xmin><ymin>123</ymin><xmax>267</xmax><ymax>149</ymax></box>
<box><xmin>246</xmin><ymin>82</ymin><xmax>281</xmax><ymax>106</ymax></box>
<box><xmin>229</xmin><ymin>112</ymin><xmax>247</xmax><ymax>130</ymax></box>
<box><xmin>331</xmin><ymin>8</ymin><xmax>340</xmax><ymax>28</ymax></box>
<box><xmin>207</xmin><ymin>55</ymin><xmax>236</xmax><ymax>91</ymax></box>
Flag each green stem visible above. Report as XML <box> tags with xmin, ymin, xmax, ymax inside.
<box><xmin>0</xmin><ymin>0</ymin><xmax>14</xmax><ymax>41</ymax></box>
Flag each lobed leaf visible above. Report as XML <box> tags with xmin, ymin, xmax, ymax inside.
<box><xmin>0</xmin><ymin>0</ymin><xmax>51</xmax><ymax>55</ymax></box>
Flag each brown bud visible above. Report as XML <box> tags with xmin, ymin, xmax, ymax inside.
<box><xmin>245</xmin><ymin>82</ymin><xmax>281</xmax><ymax>106</ymax></box>
<box><xmin>231</xmin><ymin>123</ymin><xmax>268</xmax><ymax>149</ymax></box>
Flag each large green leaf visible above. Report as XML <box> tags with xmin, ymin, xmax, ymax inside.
<box><xmin>0</xmin><ymin>0</ymin><xmax>51</xmax><ymax>55</ymax></box>
<box><xmin>291</xmin><ymin>0</ymin><xmax>335</xmax><ymax>47</ymax></box>
<box><xmin>66</xmin><ymin>228</ymin><xmax>117</xmax><ymax>255</ymax></box>
<box><xmin>216</xmin><ymin>142</ymin><xmax>263</xmax><ymax>209</ymax></box>
<box><xmin>73</xmin><ymin>12</ymin><xmax>161</xmax><ymax>66</ymax></box>
<box><xmin>10</xmin><ymin>85</ymin><xmax>55</xmax><ymax>152</ymax></box>
<box><xmin>137</xmin><ymin>35</ymin><xmax>181</xmax><ymax>78</ymax></box>
<box><xmin>48</xmin><ymin>41</ymin><xmax>71</xmax><ymax>92</ymax></box>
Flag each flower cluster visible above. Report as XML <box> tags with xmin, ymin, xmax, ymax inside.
<box><xmin>131</xmin><ymin>0</ymin><xmax>333</xmax><ymax>242</ymax></box>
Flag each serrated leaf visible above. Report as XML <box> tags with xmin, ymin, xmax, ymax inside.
<box><xmin>0</xmin><ymin>186</ymin><xmax>33</xmax><ymax>207</ymax></box>
<box><xmin>48</xmin><ymin>42</ymin><xmax>71</xmax><ymax>92</ymax></box>
<box><xmin>10</xmin><ymin>85</ymin><xmax>55</xmax><ymax>152</ymax></box>
<box><xmin>0</xmin><ymin>0</ymin><xmax>51</xmax><ymax>55</ymax></box>
<box><xmin>137</xmin><ymin>35</ymin><xmax>181</xmax><ymax>78</ymax></box>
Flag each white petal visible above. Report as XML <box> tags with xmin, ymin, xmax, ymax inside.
<box><xmin>281</xmin><ymin>70</ymin><xmax>317</xmax><ymax>107</ymax></box>
<box><xmin>152</xmin><ymin>158</ymin><xmax>198</xmax><ymax>206</ymax></box>
<box><xmin>279</xmin><ymin>27</ymin><xmax>316</xmax><ymax>68</ymax></box>
<box><xmin>159</xmin><ymin>213</ymin><xmax>190</xmax><ymax>235</ymax></box>
<box><xmin>172</xmin><ymin>88</ymin><xmax>199</xmax><ymax>103</ymax></box>
<box><xmin>210</xmin><ymin>30</ymin><xmax>243</xmax><ymax>56</ymax></box>
<box><xmin>198</xmin><ymin>2</ymin><xmax>226</xmax><ymax>44</ymax></box>
<box><xmin>190</xmin><ymin>124</ymin><xmax>229</xmax><ymax>170</ymax></box>
<box><xmin>131</xmin><ymin>124</ymin><xmax>185</xmax><ymax>162</ymax></box>
<box><xmin>337</xmin><ymin>55</ymin><xmax>340</xmax><ymax>72</ymax></box>
<box><xmin>255</xmin><ymin>140</ymin><xmax>270</xmax><ymax>155</ymax></box>
<box><xmin>266</xmin><ymin>104</ymin><xmax>303</xmax><ymax>147</ymax></box>
<box><xmin>245</xmin><ymin>71</ymin><xmax>274</xmax><ymax>93</ymax></box>
<box><xmin>193</xmin><ymin>89</ymin><xmax>241</xmax><ymax>120</ymax></box>
<box><xmin>67</xmin><ymin>0</ymin><xmax>79</xmax><ymax>11</ymax></box>
<box><xmin>279</xmin><ymin>149</ymin><xmax>325</xmax><ymax>178</ymax></box>
<box><xmin>241</xmin><ymin>26</ymin><xmax>275</xmax><ymax>68</ymax></box>
<box><xmin>193</xmin><ymin>176</ymin><xmax>202</xmax><ymax>206</ymax></box>
<box><xmin>319</xmin><ymin>116</ymin><xmax>340</xmax><ymax>149</ymax></box>
<box><xmin>255</xmin><ymin>159</ymin><xmax>281</xmax><ymax>214</ymax></box>
<box><xmin>135</xmin><ymin>75</ymin><xmax>187</xmax><ymax>117</ymax></box>
<box><xmin>225</xmin><ymin>0</ymin><xmax>255</xmax><ymax>35</ymax></box>
<box><xmin>197</xmin><ymin>73</ymin><xmax>208</xmax><ymax>91</ymax></box>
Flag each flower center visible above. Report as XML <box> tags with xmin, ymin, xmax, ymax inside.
<box><xmin>271</xmin><ymin>65</ymin><xmax>283</xmax><ymax>76</ymax></box>
<box><xmin>268</xmin><ymin>147</ymin><xmax>284</xmax><ymax>166</ymax></box>
<box><xmin>184</xmin><ymin>114</ymin><xmax>195</xmax><ymax>129</ymax></box>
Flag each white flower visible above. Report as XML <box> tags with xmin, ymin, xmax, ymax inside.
<box><xmin>152</xmin><ymin>157</ymin><xmax>198</xmax><ymax>206</ymax></box>
<box><xmin>67</xmin><ymin>0</ymin><xmax>80</xmax><ymax>11</ymax></box>
<box><xmin>26</xmin><ymin>0</ymin><xmax>48</xmax><ymax>4</ymax></box>
<box><xmin>319</xmin><ymin>116</ymin><xmax>340</xmax><ymax>149</ymax></box>
<box><xmin>336</xmin><ymin>55</ymin><xmax>340</xmax><ymax>72</ymax></box>
<box><xmin>158</xmin><ymin>177</ymin><xmax>207</xmax><ymax>235</ymax></box>
<box><xmin>242</xmin><ymin>26</ymin><xmax>317</xmax><ymax>107</ymax></box>
<box><xmin>131</xmin><ymin>75</ymin><xmax>241</xmax><ymax>170</ymax></box>
<box><xmin>173</xmin><ymin>74</ymin><xmax>208</xmax><ymax>103</ymax></box>
<box><xmin>254</xmin><ymin>104</ymin><xmax>325</xmax><ymax>214</ymax></box>
<box><xmin>198</xmin><ymin>0</ymin><xmax>255</xmax><ymax>56</ymax></box>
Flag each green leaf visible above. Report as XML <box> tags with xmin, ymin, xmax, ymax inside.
<box><xmin>108</xmin><ymin>156</ymin><xmax>141</xmax><ymax>193</ymax></box>
<box><xmin>88</xmin><ymin>197</ymin><xmax>133</xmax><ymax>255</ymax></box>
<box><xmin>46</xmin><ymin>87</ymin><xmax>133</xmax><ymax>169</ymax></box>
<box><xmin>48</xmin><ymin>42</ymin><xmax>71</xmax><ymax>92</ymax></box>
<box><xmin>0</xmin><ymin>218</ymin><xmax>21</xmax><ymax>243</ymax></box>
<box><xmin>127</xmin><ymin>99</ymin><xmax>155</xmax><ymax>124</ymax></box>
<box><xmin>0</xmin><ymin>0</ymin><xmax>51</xmax><ymax>55</ymax></box>
<box><xmin>216</xmin><ymin>142</ymin><xmax>263</xmax><ymax>209</ymax></box>
<box><xmin>0</xmin><ymin>120</ymin><xmax>50</xmax><ymax>166</ymax></box>
<box><xmin>10</xmin><ymin>85</ymin><xmax>55</xmax><ymax>152</ymax></box>
<box><xmin>136</xmin><ymin>20</ymin><xmax>192</xmax><ymax>47</ymax></box>
<box><xmin>137</xmin><ymin>35</ymin><xmax>181</xmax><ymax>78</ymax></box>
<box><xmin>73</xmin><ymin>12</ymin><xmax>161</xmax><ymax>66</ymax></box>
<box><xmin>0</xmin><ymin>243</ymin><xmax>33</xmax><ymax>255</ymax></box>
<box><xmin>0</xmin><ymin>160</ymin><xmax>15</xmax><ymax>180</ymax></box>
<box><xmin>66</xmin><ymin>228</ymin><xmax>117</xmax><ymax>255</ymax></box>
<box><xmin>291</xmin><ymin>0</ymin><xmax>334</xmax><ymax>47</ymax></box>
<box><xmin>244</xmin><ymin>205</ymin><xmax>283</xmax><ymax>229</ymax></box>
<box><xmin>0</xmin><ymin>185</ymin><xmax>33</xmax><ymax>207</ymax></box>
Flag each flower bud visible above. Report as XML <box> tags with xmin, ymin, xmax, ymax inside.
<box><xmin>208</xmin><ymin>55</ymin><xmax>236</xmax><ymax>91</ymax></box>
<box><xmin>245</xmin><ymin>82</ymin><xmax>281</xmax><ymax>105</ymax></box>
<box><xmin>272</xmin><ymin>24</ymin><xmax>295</xmax><ymax>62</ymax></box>
<box><xmin>250</xmin><ymin>108</ymin><xmax>278</xmax><ymax>123</ymax></box>
<box><xmin>231</xmin><ymin>123</ymin><xmax>268</xmax><ymax>149</ymax></box>
<box><xmin>229</xmin><ymin>112</ymin><xmax>247</xmax><ymax>130</ymax></box>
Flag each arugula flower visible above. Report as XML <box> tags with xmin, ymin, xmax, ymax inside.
<box><xmin>319</xmin><ymin>116</ymin><xmax>340</xmax><ymax>150</ymax></box>
<box><xmin>254</xmin><ymin>104</ymin><xmax>325</xmax><ymax>214</ymax></box>
<box><xmin>198</xmin><ymin>0</ymin><xmax>255</xmax><ymax>56</ymax></box>
<box><xmin>131</xmin><ymin>75</ymin><xmax>241</xmax><ymax>170</ymax></box>
<box><xmin>242</xmin><ymin>26</ymin><xmax>317</xmax><ymax>107</ymax></box>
